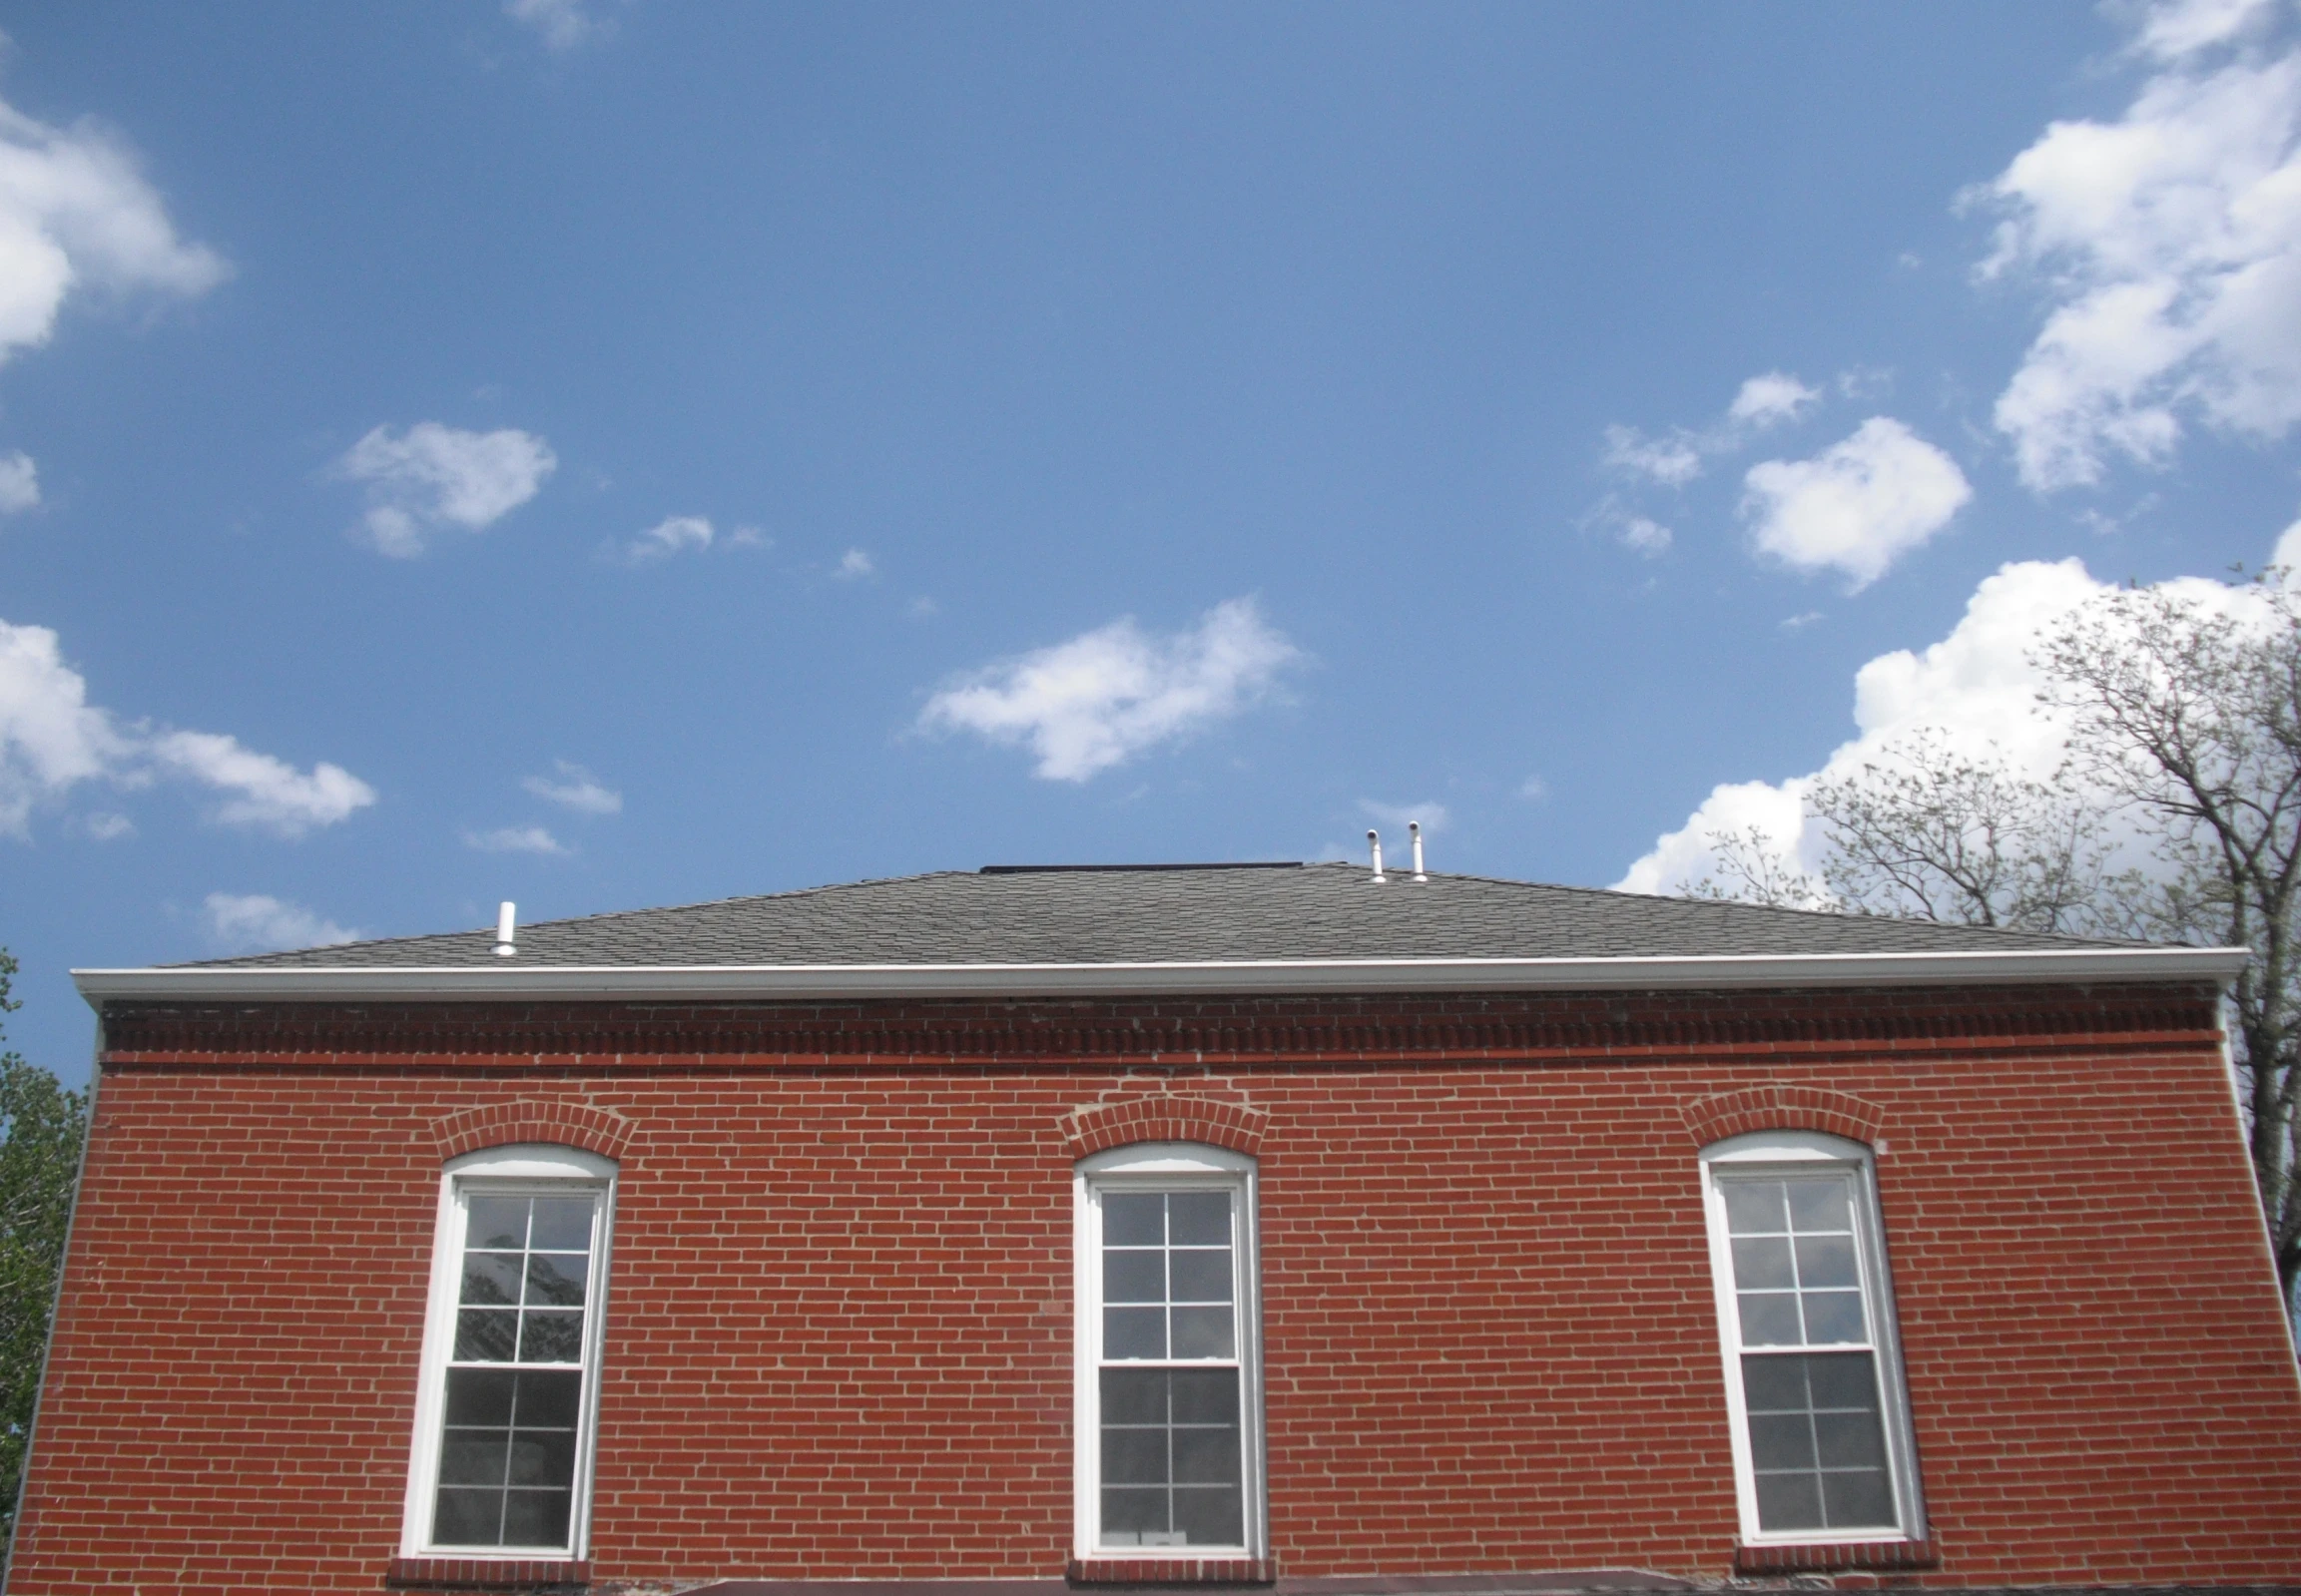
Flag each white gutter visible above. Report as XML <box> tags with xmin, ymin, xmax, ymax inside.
<box><xmin>72</xmin><ymin>945</ymin><xmax>2250</xmax><ymax>1006</ymax></box>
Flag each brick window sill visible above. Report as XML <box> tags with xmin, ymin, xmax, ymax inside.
<box><xmin>385</xmin><ymin>1556</ymin><xmax>591</xmax><ymax>1591</ymax></box>
<box><xmin>1069</xmin><ymin>1556</ymin><xmax>1278</xmax><ymax>1585</ymax></box>
<box><xmin>1733</xmin><ymin>1538</ymin><xmax>1938</xmax><ymax>1575</ymax></box>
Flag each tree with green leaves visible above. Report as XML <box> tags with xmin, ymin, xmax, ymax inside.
<box><xmin>1684</xmin><ymin>574</ymin><xmax>2301</xmax><ymax>1324</ymax></box>
<box><xmin>0</xmin><ymin>951</ymin><xmax>88</xmax><ymax>1562</ymax></box>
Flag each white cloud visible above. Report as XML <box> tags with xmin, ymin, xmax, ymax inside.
<box><xmin>1618</xmin><ymin>515</ymin><xmax>1672</xmax><ymax>556</ymax></box>
<box><xmin>626</xmin><ymin>514</ymin><xmax>713</xmax><ymax>563</ymax></box>
<box><xmin>1614</xmin><ymin>551</ymin><xmax>2254</xmax><ymax>895</ymax></box>
<box><xmin>523</xmin><ymin>759</ymin><xmax>620</xmax><ymax>814</ymax></box>
<box><xmin>336</xmin><ymin>422</ymin><xmax>556</xmax><ymax>557</ymax></box>
<box><xmin>79</xmin><ymin>810</ymin><xmax>133</xmax><ymax>840</ymax></box>
<box><xmin>836</xmin><ymin>548</ymin><xmax>875</xmax><ymax>579</ymax></box>
<box><xmin>1602</xmin><ymin>369</ymin><xmax>1825</xmax><ymax>489</ymax></box>
<box><xmin>918</xmin><ymin>597</ymin><xmax>1301</xmax><ymax>782</ymax></box>
<box><xmin>506</xmin><ymin>0</ymin><xmax>603</xmax><ymax>50</ymax></box>
<box><xmin>0</xmin><ymin>618</ymin><xmax>375</xmax><ymax>838</ymax></box>
<box><xmin>1728</xmin><ymin>371</ymin><xmax>1822</xmax><ymax>427</ymax></box>
<box><xmin>0</xmin><ymin>97</ymin><xmax>228</xmax><ymax>366</ymax></box>
<box><xmin>1741</xmin><ymin>417</ymin><xmax>1972</xmax><ymax>589</ymax></box>
<box><xmin>1979</xmin><ymin>21</ymin><xmax>2301</xmax><ymax>488</ymax></box>
<box><xmin>148</xmin><ymin>730</ymin><xmax>375</xmax><ymax>836</ymax></box>
<box><xmin>203</xmin><ymin>892</ymin><xmax>358</xmax><ymax>954</ymax></box>
<box><xmin>0</xmin><ymin>451</ymin><xmax>36</xmax><ymax>513</ymax></box>
<box><xmin>1518</xmin><ymin>775</ymin><xmax>1548</xmax><ymax>800</ymax></box>
<box><xmin>1601</xmin><ymin>424</ymin><xmax>1706</xmax><ymax>487</ymax></box>
<box><xmin>1361</xmin><ymin>798</ymin><xmax>1450</xmax><ymax>835</ymax></box>
<box><xmin>464</xmin><ymin>824</ymin><xmax>567</xmax><ymax>855</ymax></box>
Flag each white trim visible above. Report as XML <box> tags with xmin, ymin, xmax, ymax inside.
<box><xmin>1074</xmin><ymin>1143</ymin><xmax>1265</xmax><ymax>1563</ymax></box>
<box><xmin>72</xmin><ymin>944</ymin><xmax>2248</xmax><ymax>1005</ymax></box>
<box><xmin>1699</xmin><ymin>1132</ymin><xmax>1923</xmax><ymax>1547</ymax></box>
<box><xmin>399</xmin><ymin>1144</ymin><xmax>617</xmax><ymax>1562</ymax></box>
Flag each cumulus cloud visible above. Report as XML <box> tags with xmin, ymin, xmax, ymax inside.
<box><xmin>1602</xmin><ymin>369</ymin><xmax>1826</xmax><ymax>488</ymax></box>
<box><xmin>918</xmin><ymin>597</ymin><xmax>1301</xmax><ymax>782</ymax></box>
<box><xmin>1613</xmin><ymin>550</ymin><xmax>2256</xmax><ymax>896</ymax></box>
<box><xmin>464</xmin><ymin>824</ymin><xmax>567</xmax><ymax>855</ymax></box>
<box><xmin>336</xmin><ymin>422</ymin><xmax>556</xmax><ymax>557</ymax></box>
<box><xmin>1728</xmin><ymin>371</ymin><xmax>1823</xmax><ymax>427</ymax></box>
<box><xmin>523</xmin><ymin>759</ymin><xmax>620</xmax><ymax>814</ymax></box>
<box><xmin>203</xmin><ymin>892</ymin><xmax>359</xmax><ymax>954</ymax></box>
<box><xmin>0</xmin><ymin>97</ymin><xmax>228</xmax><ymax>365</ymax></box>
<box><xmin>1741</xmin><ymin>417</ymin><xmax>1972</xmax><ymax>589</ymax></box>
<box><xmin>626</xmin><ymin>514</ymin><xmax>713</xmax><ymax>563</ymax></box>
<box><xmin>0</xmin><ymin>618</ymin><xmax>375</xmax><ymax>838</ymax></box>
<box><xmin>1979</xmin><ymin>10</ymin><xmax>2301</xmax><ymax>488</ymax></box>
<box><xmin>836</xmin><ymin>548</ymin><xmax>875</xmax><ymax>579</ymax></box>
<box><xmin>0</xmin><ymin>452</ymin><xmax>36</xmax><ymax>514</ymax></box>
<box><xmin>506</xmin><ymin>0</ymin><xmax>604</xmax><ymax>50</ymax></box>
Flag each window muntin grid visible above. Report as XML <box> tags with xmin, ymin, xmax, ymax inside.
<box><xmin>432</xmin><ymin>1192</ymin><xmax>601</xmax><ymax>1550</ymax></box>
<box><xmin>1095</xmin><ymin>1189</ymin><xmax>1243</xmax><ymax>1547</ymax></box>
<box><xmin>1704</xmin><ymin>1142</ymin><xmax>1918</xmax><ymax>1545</ymax></box>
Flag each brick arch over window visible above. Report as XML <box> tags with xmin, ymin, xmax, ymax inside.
<box><xmin>1061</xmin><ymin>1095</ymin><xmax>1268</xmax><ymax>1159</ymax></box>
<box><xmin>428</xmin><ymin>1099</ymin><xmax>634</xmax><ymax>1163</ymax></box>
<box><xmin>1682</xmin><ymin>1084</ymin><xmax>1884</xmax><ymax>1148</ymax></box>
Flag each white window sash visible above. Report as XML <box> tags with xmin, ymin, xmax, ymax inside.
<box><xmin>1701</xmin><ymin>1132</ymin><xmax>1923</xmax><ymax>1546</ymax></box>
<box><xmin>399</xmin><ymin>1145</ymin><xmax>617</xmax><ymax>1561</ymax></box>
<box><xmin>1074</xmin><ymin>1143</ymin><xmax>1265</xmax><ymax>1562</ymax></box>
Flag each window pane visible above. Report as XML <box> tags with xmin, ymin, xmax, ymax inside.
<box><xmin>1731</xmin><ymin>1236</ymin><xmax>1794</xmax><ymax>1290</ymax></box>
<box><xmin>1723</xmin><ymin>1181</ymin><xmax>1786</xmax><ymax>1236</ymax></box>
<box><xmin>1104</xmin><ymin>1251</ymin><xmax>1166</xmax><ymax>1304</ymax></box>
<box><xmin>1104</xmin><ymin>1307</ymin><xmax>1166</xmax><ymax>1360</ymax></box>
<box><xmin>525</xmin><ymin>1253</ymin><xmax>590</xmax><ymax>1309</ymax></box>
<box><xmin>433</xmin><ymin>1487</ymin><xmax>504</xmax><ymax>1546</ymax></box>
<box><xmin>1737</xmin><ymin>1294</ymin><xmax>1802</xmax><ymax>1346</ymax></box>
<box><xmin>1168</xmin><ymin>1250</ymin><xmax>1234</xmax><ymax>1304</ymax></box>
<box><xmin>1170</xmin><ymin>1306</ymin><xmax>1236</xmax><ymax>1359</ymax></box>
<box><xmin>514</xmin><ymin>1370</ymin><xmax>583</xmax><ymax>1428</ymax></box>
<box><xmin>1794</xmin><ymin>1235</ymin><xmax>1858</xmax><ymax>1289</ymax></box>
<box><xmin>443</xmin><ymin>1367</ymin><xmax>517</xmax><ymax>1426</ymax></box>
<box><xmin>1785</xmin><ymin>1178</ymin><xmax>1851</xmax><ymax>1233</ymax></box>
<box><xmin>1800</xmin><ymin>1290</ymin><xmax>1867</xmax><ymax>1344</ymax></box>
<box><xmin>1103</xmin><ymin>1194</ymin><xmax>1165</xmax><ymax>1247</ymax></box>
<box><xmin>1814</xmin><ymin>1409</ymin><xmax>1886</xmax><ymax>1470</ymax></box>
<box><xmin>518</xmin><ymin>1310</ymin><xmax>585</xmax><ymax>1363</ymax></box>
<box><xmin>1753</xmin><ymin>1471</ymin><xmax>1824</xmax><ymax>1531</ymax></box>
<box><xmin>1804</xmin><ymin>1352</ymin><xmax>1880</xmax><ymax>1410</ymax></box>
<box><xmin>438</xmin><ymin>1433</ymin><xmax>510</xmax><ymax>1486</ymax></box>
<box><xmin>1172</xmin><ymin>1485</ymin><xmax>1244</xmax><ymax>1546</ymax></box>
<box><xmin>1172</xmin><ymin>1426</ymin><xmax>1241</xmax><ymax>1486</ymax></box>
<box><xmin>1747</xmin><ymin>1412</ymin><xmax>1816</xmax><ymax>1471</ymax></box>
<box><xmin>1102</xmin><ymin>1429</ymin><xmax>1169</xmax><ymax>1485</ymax></box>
<box><xmin>467</xmin><ymin>1197</ymin><xmax>529</xmax><ymax>1252</ymax></box>
<box><xmin>528</xmin><ymin>1199</ymin><xmax>593</xmax><ymax>1252</ymax></box>
<box><xmin>1822</xmin><ymin>1466</ymin><xmax>1895</xmax><ymax>1529</ymax></box>
<box><xmin>1169</xmin><ymin>1367</ymin><xmax>1239</xmax><ymax>1425</ymax></box>
<box><xmin>1100</xmin><ymin>1367</ymin><xmax>1167</xmax><ymax>1425</ymax></box>
<box><xmin>508</xmin><ymin>1428</ymin><xmax>577</xmax><ymax>1487</ymax></box>
<box><xmin>1101</xmin><ymin>1487</ymin><xmax>1169</xmax><ymax>1538</ymax></box>
<box><xmin>501</xmin><ymin>1489</ymin><xmax>573</xmax><ymax>1547</ymax></box>
<box><xmin>1167</xmin><ymin>1192</ymin><xmax>1231</xmax><ymax>1246</ymax></box>
<box><xmin>455</xmin><ymin>1309</ymin><xmax>519</xmax><ymax>1361</ymax></box>
<box><xmin>461</xmin><ymin>1254</ymin><xmax>523</xmax><ymax>1307</ymax></box>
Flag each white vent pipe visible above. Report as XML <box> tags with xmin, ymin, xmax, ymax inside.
<box><xmin>495</xmin><ymin>901</ymin><xmax>517</xmax><ymax>957</ymax></box>
<box><xmin>1410</xmin><ymin>820</ymin><xmax>1427</xmax><ymax>881</ymax></box>
<box><xmin>1367</xmin><ymin>829</ymin><xmax>1386</xmax><ymax>883</ymax></box>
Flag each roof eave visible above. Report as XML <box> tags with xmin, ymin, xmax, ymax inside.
<box><xmin>70</xmin><ymin>946</ymin><xmax>2251</xmax><ymax>1006</ymax></box>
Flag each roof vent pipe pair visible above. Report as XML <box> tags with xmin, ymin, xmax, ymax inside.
<box><xmin>1367</xmin><ymin>824</ymin><xmax>1429</xmax><ymax>884</ymax></box>
<box><xmin>494</xmin><ymin>901</ymin><xmax>517</xmax><ymax>957</ymax></box>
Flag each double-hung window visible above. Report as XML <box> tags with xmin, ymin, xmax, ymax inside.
<box><xmin>402</xmin><ymin>1146</ymin><xmax>616</xmax><ymax>1562</ymax></box>
<box><xmin>1701</xmin><ymin>1132</ymin><xmax>1923</xmax><ymax>1545</ymax></box>
<box><xmin>1075</xmin><ymin>1143</ymin><xmax>1263</xmax><ymax>1561</ymax></box>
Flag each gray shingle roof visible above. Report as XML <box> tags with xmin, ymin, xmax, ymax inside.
<box><xmin>187</xmin><ymin>862</ymin><xmax>2137</xmax><ymax>969</ymax></box>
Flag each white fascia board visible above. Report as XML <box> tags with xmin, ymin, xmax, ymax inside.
<box><xmin>71</xmin><ymin>946</ymin><xmax>2250</xmax><ymax>1006</ymax></box>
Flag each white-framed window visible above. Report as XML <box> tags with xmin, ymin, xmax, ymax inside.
<box><xmin>400</xmin><ymin>1145</ymin><xmax>616</xmax><ymax>1560</ymax></box>
<box><xmin>1701</xmin><ymin>1131</ymin><xmax>1923</xmax><ymax>1545</ymax></box>
<box><xmin>1074</xmin><ymin>1142</ymin><xmax>1264</xmax><ymax>1561</ymax></box>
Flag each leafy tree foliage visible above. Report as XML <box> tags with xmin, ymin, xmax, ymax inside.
<box><xmin>0</xmin><ymin>951</ymin><xmax>87</xmax><ymax>1560</ymax></box>
<box><xmin>1683</xmin><ymin>575</ymin><xmax>2301</xmax><ymax>1321</ymax></box>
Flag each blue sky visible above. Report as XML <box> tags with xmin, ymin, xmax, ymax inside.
<box><xmin>4</xmin><ymin>0</ymin><xmax>2300</xmax><ymax>1076</ymax></box>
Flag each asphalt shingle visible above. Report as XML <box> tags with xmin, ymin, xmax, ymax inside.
<box><xmin>186</xmin><ymin>862</ymin><xmax>2141</xmax><ymax>969</ymax></box>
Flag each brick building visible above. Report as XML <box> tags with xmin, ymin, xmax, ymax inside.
<box><xmin>13</xmin><ymin>861</ymin><xmax>2301</xmax><ymax>1595</ymax></box>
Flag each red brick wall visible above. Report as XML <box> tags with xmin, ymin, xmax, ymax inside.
<box><xmin>9</xmin><ymin>984</ymin><xmax>2299</xmax><ymax>1593</ymax></box>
